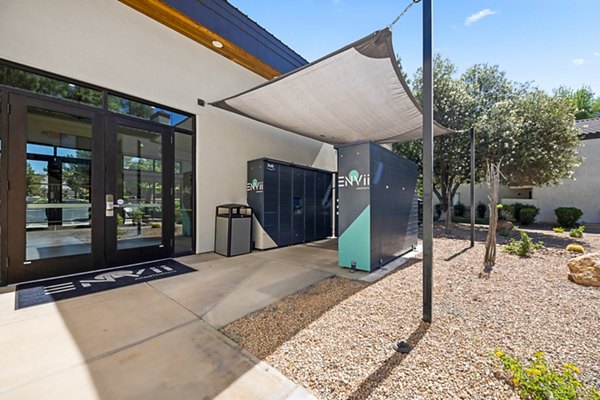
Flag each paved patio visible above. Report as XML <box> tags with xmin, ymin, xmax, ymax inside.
<box><xmin>0</xmin><ymin>239</ymin><xmax>369</xmax><ymax>399</ymax></box>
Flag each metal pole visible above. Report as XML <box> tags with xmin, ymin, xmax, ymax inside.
<box><xmin>470</xmin><ymin>127</ymin><xmax>475</xmax><ymax>247</ymax></box>
<box><xmin>422</xmin><ymin>0</ymin><xmax>433</xmax><ymax>323</ymax></box>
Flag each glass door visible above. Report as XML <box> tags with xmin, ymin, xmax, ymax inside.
<box><xmin>105</xmin><ymin>117</ymin><xmax>173</xmax><ymax>266</ymax></box>
<box><xmin>6</xmin><ymin>94</ymin><xmax>104</xmax><ymax>283</ymax></box>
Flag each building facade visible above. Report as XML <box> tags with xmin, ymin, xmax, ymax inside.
<box><xmin>0</xmin><ymin>0</ymin><xmax>337</xmax><ymax>284</ymax></box>
<box><xmin>455</xmin><ymin>118</ymin><xmax>600</xmax><ymax>225</ymax></box>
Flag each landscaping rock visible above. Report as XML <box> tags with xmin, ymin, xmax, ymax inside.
<box><xmin>497</xmin><ymin>220</ymin><xmax>514</xmax><ymax>234</ymax></box>
<box><xmin>567</xmin><ymin>253</ymin><xmax>600</xmax><ymax>287</ymax></box>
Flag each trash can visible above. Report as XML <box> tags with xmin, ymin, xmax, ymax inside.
<box><xmin>214</xmin><ymin>204</ymin><xmax>252</xmax><ymax>257</ymax></box>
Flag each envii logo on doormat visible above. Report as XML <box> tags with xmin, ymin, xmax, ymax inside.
<box><xmin>16</xmin><ymin>260</ymin><xmax>196</xmax><ymax>309</ymax></box>
<box><xmin>43</xmin><ymin>265</ymin><xmax>175</xmax><ymax>295</ymax></box>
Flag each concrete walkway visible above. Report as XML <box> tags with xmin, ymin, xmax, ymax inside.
<box><xmin>0</xmin><ymin>239</ymin><xmax>364</xmax><ymax>400</ymax></box>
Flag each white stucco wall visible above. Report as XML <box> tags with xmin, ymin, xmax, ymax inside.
<box><xmin>0</xmin><ymin>0</ymin><xmax>336</xmax><ymax>253</ymax></box>
<box><xmin>454</xmin><ymin>139</ymin><xmax>599</xmax><ymax>224</ymax></box>
<box><xmin>533</xmin><ymin>138</ymin><xmax>600</xmax><ymax>224</ymax></box>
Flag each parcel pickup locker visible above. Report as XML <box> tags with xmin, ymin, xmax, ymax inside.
<box><xmin>247</xmin><ymin>158</ymin><xmax>333</xmax><ymax>250</ymax></box>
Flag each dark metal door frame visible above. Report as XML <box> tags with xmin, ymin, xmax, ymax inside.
<box><xmin>104</xmin><ymin>116</ymin><xmax>174</xmax><ymax>266</ymax></box>
<box><xmin>5</xmin><ymin>93</ymin><xmax>105</xmax><ymax>283</ymax></box>
<box><xmin>2</xmin><ymin>92</ymin><xmax>177</xmax><ymax>284</ymax></box>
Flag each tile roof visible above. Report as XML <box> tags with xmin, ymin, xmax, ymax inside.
<box><xmin>576</xmin><ymin>117</ymin><xmax>600</xmax><ymax>140</ymax></box>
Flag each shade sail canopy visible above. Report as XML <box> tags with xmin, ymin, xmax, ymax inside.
<box><xmin>211</xmin><ymin>28</ymin><xmax>450</xmax><ymax>144</ymax></box>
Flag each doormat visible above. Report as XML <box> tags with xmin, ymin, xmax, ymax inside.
<box><xmin>15</xmin><ymin>259</ymin><xmax>196</xmax><ymax>309</ymax></box>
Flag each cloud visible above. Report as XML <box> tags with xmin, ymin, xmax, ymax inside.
<box><xmin>594</xmin><ymin>52</ymin><xmax>600</xmax><ymax>57</ymax></box>
<box><xmin>465</xmin><ymin>9</ymin><xmax>497</xmax><ymax>26</ymax></box>
<box><xmin>572</xmin><ymin>58</ymin><xmax>585</xmax><ymax>65</ymax></box>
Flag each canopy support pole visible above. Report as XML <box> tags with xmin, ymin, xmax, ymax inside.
<box><xmin>422</xmin><ymin>0</ymin><xmax>433</xmax><ymax>323</ymax></box>
<box><xmin>470</xmin><ymin>127</ymin><xmax>475</xmax><ymax>247</ymax></box>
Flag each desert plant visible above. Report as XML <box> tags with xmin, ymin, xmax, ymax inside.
<box><xmin>502</xmin><ymin>230</ymin><xmax>544</xmax><ymax>257</ymax></box>
<box><xmin>494</xmin><ymin>350</ymin><xmax>598</xmax><ymax>399</ymax></box>
<box><xmin>566</xmin><ymin>244</ymin><xmax>585</xmax><ymax>253</ymax></box>
<box><xmin>519</xmin><ymin>207</ymin><xmax>539</xmax><ymax>226</ymax></box>
<box><xmin>555</xmin><ymin>207</ymin><xmax>583</xmax><ymax>228</ymax></box>
<box><xmin>570</xmin><ymin>226</ymin><xmax>585</xmax><ymax>238</ymax></box>
<box><xmin>553</xmin><ymin>227</ymin><xmax>565</xmax><ymax>233</ymax></box>
<box><xmin>130</xmin><ymin>208</ymin><xmax>144</xmax><ymax>224</ymax></box>
<box><xmin>476</xmin><ymin>202</ymin><xmax>487</xmax><ymax>219</ymax></box>
<box><xmin>453</xmin><ymin>202</ymin><xmax>466</xmax><ymax>217</ymax></box>
<box><xmin>493</xmin><ymin>350</ymin><xmax>600</xmax><ymax>400</ymax></box>
<box><xmin>497</xmin><ymin>203</ymin><xmax>506</xmax><ymax>221</ymax></box>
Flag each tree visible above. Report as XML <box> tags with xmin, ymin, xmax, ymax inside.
<box><xmin>394</xmin><ymin>59</ymin><xmax>516</xmax><ymax>229</ymax></box>
<box><xmin>26</xmin><ymin>162</ymin><xmax>45</xmax><ymax>198</ymax></box>
<box><xmin>554</xmin><ymin>85</ymin><xmax>600</xmax><ymax>120</ymax></box>
<box><xmin>476</xmin><ymin>91</ymin><xmax>581</xmax><ymax>265</ymax></box>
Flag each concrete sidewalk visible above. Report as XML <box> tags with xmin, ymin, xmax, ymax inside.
<box><xmin>0</xmin><ymin>239</ymin><xmax>365</xmax><ymax>399</ymax></box>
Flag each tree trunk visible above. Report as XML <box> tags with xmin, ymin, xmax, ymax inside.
<box><xmin>484</xmin><ymin>162</ymin><xmax>501</xmax><ymax>266</ymax></box>
<box><xmin>445</xmin><ymin>186</ymin><xmax>453</xmax><ymax>233</ymax></box>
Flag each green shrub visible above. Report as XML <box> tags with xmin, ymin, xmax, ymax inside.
<box><xmin>553</xmin><ymin>227</ymin><xmax>565</xmax><ymax>233</ymax></box>
<box><xmin>503</xmin><ymin>203</ymin><xmax>539</xmax><ymax>225</ymax></box>
<box><xmin>570</xmin><ymin>226</ymin><xmax>585</xmax><ymax>238</ymax></box>
<box><xmin>566</xmin><ymin>244</ymin><xmax>585</xmax><ymax>253</ymax></box>
<box><xmin>454</xmin><ymin>202</ymin><xmax>466</xmax><ymax>217</ymax></box>
<box><xmin>518</xmin><ymin>206</ymin><xmax>539</xmax><ymax>226</ymax></box>
<box><xmin>555</xmin><ymin>207</ymin><xmax>583</xmax><ymax>228</ymax></box>
<box><xmin>502</xmin><ymin>230</ymin><xmax>544</xmax><ymax>256</ymax></box>
<box><xmin>493</xmin><ymin>350</ymin><xmax>600</xmax><ymax>400</ymax></box>
<box><xmin>476</xmin><ymin>202</ymin><xmax>487</xmax><ymax>219</ymax></box>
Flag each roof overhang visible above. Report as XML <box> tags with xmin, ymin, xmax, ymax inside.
<box><xmin>211</xmin><ymin>29</ymin><xmax>450</xmax><ymax>145</ymax></box>
<box><xmin>119</xmin><ymin>0</ymin><xmax>283</xmax><ymax>79</ymax></box>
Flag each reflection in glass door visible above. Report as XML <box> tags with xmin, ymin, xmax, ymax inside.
<box><xmin>25</xmin><ymin>109</ymin><xmax>93</xmax><ymax>260</ymax></box>
<box><xmin>6</xmin><ymin>94</ymin><xmax>102</xmax><ymax>283</ymax></box>
<box><xmin>25</xmin><ymin>122</ymin><xmax>93</xmax><ymax>260</ymax></box>
<box><xmin>116</xmin><ymin>126</ymin><xmax>163</xmax><ymax>249</ymax></box>
<box><xmin>106</xmin><ymin>119</ymin><xmax>173</xmax><ymax>265</ymax></box>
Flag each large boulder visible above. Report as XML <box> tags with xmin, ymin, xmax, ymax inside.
<box><xmin>497</xmin><ymin>220</ymin><xmax>514</xmax><ymax>234</ymax></box>
<box><xmin>567</xmin><ymin>253</ymin><xmax>600</xmax><ymax>287</ymax></box>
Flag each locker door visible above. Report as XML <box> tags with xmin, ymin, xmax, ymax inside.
<box><xmin>278</xmin><ymin>165</ymin><xmax>292</xmax><ymax>246</ymax></box>
<box><xmin>315</xmin><ymin>172</ymin><xmax>326</xmax><ymax>240</ymax></box>
<box><xmin>323</xmin><ymin>173</ymin><xmax>333</xmax><ymax>238</ymax></box>
<box><xmin>263</xmin><ymin>162</ymin><xmax>279</xmax><ymax>245</ymax></box>
<box><xmin>304</xmin><ymin>170</ymin><xmax>315</xmax><ymax>242</ymax></box>
<box><xmin>292</xmin><ymin>167</ymin><xmax>305</xmax><ymax>244</ymax></box>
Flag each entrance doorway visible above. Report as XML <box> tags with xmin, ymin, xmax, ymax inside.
<box><xmin>4</xmin><ymin>93</ymin><xmax>176</xmax><ymax>283</ymax></box>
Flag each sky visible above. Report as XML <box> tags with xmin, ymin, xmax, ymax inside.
<box><xmin>230</xmin><ymin>0</ymin><xmax>600</xmax><ymax>95</ymax></box>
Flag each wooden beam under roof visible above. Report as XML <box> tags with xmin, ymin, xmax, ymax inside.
<box><xmin>119</xmin><ymin>0</ymin><xmax>281</xmax><ymax>80</ymax></box>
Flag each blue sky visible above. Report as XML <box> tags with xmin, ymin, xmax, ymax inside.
<box><xmin>230</xmin><ymin>0</ymin><xmax>600</xmax><ymax>95</ymax></box>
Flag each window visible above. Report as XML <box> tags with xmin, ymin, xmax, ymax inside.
<box><xmin>0</xmin><ymin>65</ymin><xmax>102</xmax><ymax>107</ymax></box>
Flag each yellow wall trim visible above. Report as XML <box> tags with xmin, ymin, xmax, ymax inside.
<box><xmin>119</xmin><ymin>0</ymin><xmax>281</xmax><ymax>80</ymax></box>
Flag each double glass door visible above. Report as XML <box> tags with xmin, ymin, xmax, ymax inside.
<box><xmin>5</xmin><ymin>94</ymin><xmax>173</xmax><ymax>283</ymax></box>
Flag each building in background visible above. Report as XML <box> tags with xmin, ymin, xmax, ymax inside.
<box><xmin>455</xmin><ymin>118</ymin><xmax>600</xmax><ymax>225</ymax></box>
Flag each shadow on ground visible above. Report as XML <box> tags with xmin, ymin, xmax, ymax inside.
<box><xmin>346</xmin><ymin>320</ymin><xmax>431</xmax><ymax>400</ymax></box>
<box><xmin>222</xmin><ymin>258</ymin><xmax>421</xmax><ymax>360</ymax></box>
<box><xmin>426</xmin><ymin>222</ymin><xmax>594</xmax><ymax>251</ymax></box>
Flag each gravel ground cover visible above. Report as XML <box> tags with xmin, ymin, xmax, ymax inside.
<box><xmin>223</xmin><ymin>225</ymin><xmax>600</xmax><ymax>399</ymax></box>
<box><xmin>222</xmin><ymin>276</ymin><xmax>370</xmax><ymax>359</ymax></box>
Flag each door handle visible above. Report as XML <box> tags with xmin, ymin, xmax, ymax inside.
<box><xmin>105</xmin><ymin>194</ymin><xmax>114</xmax><ymax>217</ymax></box>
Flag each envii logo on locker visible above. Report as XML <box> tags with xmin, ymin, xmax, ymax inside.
<box><xmin>338</xmin><ymin>169</ymin><xmax>370</xmax><ymax>189</ymax></box>
<box><xmin>247</xmin><ymin>178</ymin><xmax>263</xmax><ymax>192</ymax></box>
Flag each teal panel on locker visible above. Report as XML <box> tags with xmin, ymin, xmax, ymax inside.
<box><xmin>338</xmin><ymin>205</ymin><xmax>371</xmax><ymax>271</ymax></box>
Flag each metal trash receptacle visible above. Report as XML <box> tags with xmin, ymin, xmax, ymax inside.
<box><xmin>214</xmin><ymin>204</ymin><xmax>252</xmax><ymax>257</ymax></box>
